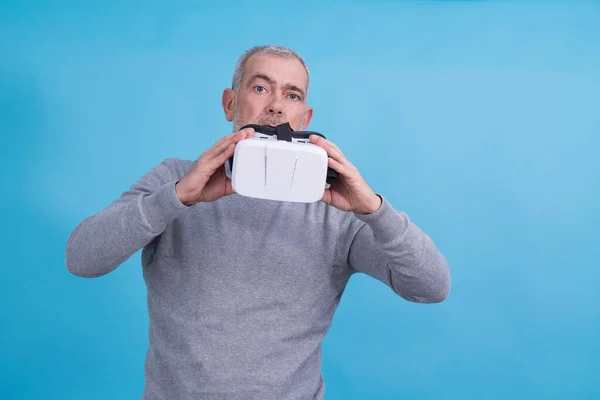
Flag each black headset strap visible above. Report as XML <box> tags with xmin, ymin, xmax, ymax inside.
<box><xmin>240</xmin><ymin>122</ymin><xmax>326</xmax><ymax>142</ymax></box>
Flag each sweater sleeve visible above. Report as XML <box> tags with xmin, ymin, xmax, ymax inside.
<box><xmin>65</xmin><ymin>158</ymin><xmax>190</xmax><ymax>278</ymax></box>
<box><xmin>347</xmin><ymin>196</ymin><xmax>451</xmax><ymax>303</ymax></box>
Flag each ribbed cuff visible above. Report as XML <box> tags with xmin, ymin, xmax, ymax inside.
<box><xmin>141</xmin><ymin>180</ymin><xmax>190</xmax><ymax>233</ymax></box>
<box><xmin>353</xmin><ymin>195</ymin><xmax>408</xmax><ymax>243</ymax></box>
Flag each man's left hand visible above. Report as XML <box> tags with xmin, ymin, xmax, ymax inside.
<box><xmin>309</xmin><ymin>135</ymin><xmax>382</xmax><ymax>215</ymax></box>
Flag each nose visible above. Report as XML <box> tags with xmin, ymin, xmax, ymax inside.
<box><xmin>267</xmin><ymin>98</ymin><xmax>284</xmax><ymax>115</ymax></box>
<box><xmin>267</xmin><ymin>106</ymin><xmax>283</xmax><ymax>115</ymax></box>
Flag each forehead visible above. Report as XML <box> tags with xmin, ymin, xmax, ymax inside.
<box><xmin>242</xmin><ymin>53</ymin><xmax>308</xmax><ymax>90</ymax></box>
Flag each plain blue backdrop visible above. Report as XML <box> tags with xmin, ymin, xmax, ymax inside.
<box><xmin>1</xmin><ymin>1</ymin><xmax>599</xmax><ymax>399</ymax></box>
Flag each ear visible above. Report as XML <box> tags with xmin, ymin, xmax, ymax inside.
<box><xmin>222</xmin><ymin>88</ymin><xmax>236</xmax><ymax>122</ymax></box>
<box><xmin>302</xmin><ymin>106</ymin><xmax>313</xmax><ymax>129</ymax></box>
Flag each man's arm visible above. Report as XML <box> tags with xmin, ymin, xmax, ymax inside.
<box><xmin>65</xmin><ymin>159</ymin><xmax>189</xmax><ymax>278</ymax></box>
<box><xmin>347</xmin><ymin>196</ymin><xmax>451</xmax><ymax>303</ymax></box>
<box><xmin>65</xmin><ymin>129</ymin><xmax>256</xmax><ymax>278</ymax></box>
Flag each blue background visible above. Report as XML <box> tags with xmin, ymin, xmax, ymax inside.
<box><xmin>1</xmin><ymin>1</ymin><xmax>599</xmax><ymax>399</ymax></box>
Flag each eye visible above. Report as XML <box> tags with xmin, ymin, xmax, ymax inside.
<box><xmin>254</xmin><ymin>86</ymin><xmax>266</xmax><ymax>93</ymax></box>
<box><xmin>288</xmin><ymin>93</ymin><xmax>300</xmax><ymax>101</ymax></box>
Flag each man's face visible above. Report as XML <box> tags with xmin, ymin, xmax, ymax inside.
<box><xmin>223</xmin><ymin>53</ymin><xmax>313</xmax><ymax>132</ymax></box>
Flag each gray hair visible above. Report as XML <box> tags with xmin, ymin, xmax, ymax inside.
<box><xmin>231</xmin><ymin>45</ymin><xmax>310</xmax><ymax>94</ymax></box>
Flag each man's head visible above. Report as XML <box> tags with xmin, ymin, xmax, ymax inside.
<box><xmin>222</xmin><ymin>45</ymin><xmax>313</xmax><ymax>132</ymax></box>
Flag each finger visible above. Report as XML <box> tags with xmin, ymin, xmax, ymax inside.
<box><xmin>206</xmin><ymin>128</ymin><xmax>255</xmax><ymax>159</ymax></box>
<box><xmin>328</xmin><ymin>157</ymin><xmax>358</xmax><ymax>179</ymax></box>
<box><xmin>234</xmin><ymin>127</ymin><xmax>255</xmax><ymax>140</ymax></box>
<box><xmin>220</xmin><ymin>128</ymin><xmax>254</xmax><ymax>159</ymax></box>
<box><xmin>310</xmin><ymin>135</ymin><xmax>345</xmax><ymax>162</ymax></box>
<box><xmin>201</xmin><ymin>128</ymin><xmax>254</xmax><ymax>173</ymax></box>
<box><xmin>224</xmin><ymin>127</ymin><xmax>254</xmax><ymax>146</ymax></box>
<box><xmin>323</xmin><ymin>137</ymin><xmax>344</xmax><ymax>156</ymax></box>
<box><xmin>202</xmin><ymin>136</ymin><xmax>235</xmax><ymax>161</ymax></box>
<box><xmin>211</xmin><ymin>142</ymin><xmax>236</xmax><ymax>168</ymax></box>
<box><xmin>241</xmin><ymin>127</ymin><xmax>255</xmax><ymax>138</ymax></box>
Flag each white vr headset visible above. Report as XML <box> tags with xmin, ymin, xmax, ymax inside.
<box><xmin>224</xmin><ymin>122</ymin><xmax>338</xmax><ymax>203</ymax></box>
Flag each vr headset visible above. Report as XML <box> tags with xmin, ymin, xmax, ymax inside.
<box><xmin>224</xmin><ymin>122</ymin><xmax>338</xmax><ymax>203</ymax></box>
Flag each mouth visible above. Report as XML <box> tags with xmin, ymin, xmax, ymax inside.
<box><xmin>257</xmin><ymin>118</ymin><xmax>286</xmax><ymax>128</ymax></box>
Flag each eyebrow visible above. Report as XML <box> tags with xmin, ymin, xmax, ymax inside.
<box><xmin>246</xmin><ymin>73</ymin><xmax>306</xmax><ymax>99</ymax></box>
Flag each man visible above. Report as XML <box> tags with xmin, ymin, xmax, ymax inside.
<box><xmin>66</xmin><ymin>44</ymin><xmax>450</xmax><ymax>400</ymax></box>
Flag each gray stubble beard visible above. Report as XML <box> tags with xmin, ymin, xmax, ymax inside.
<box><xmin>231</xmin><ymin>96</ymin><xmax>306</xmax><ymax>132</ymax></box>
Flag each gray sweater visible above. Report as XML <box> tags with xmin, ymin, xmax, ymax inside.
<box><xmin>65</xmin><ymin>157</ymin><xmax>450</xmax><ymax>400</ymax></box>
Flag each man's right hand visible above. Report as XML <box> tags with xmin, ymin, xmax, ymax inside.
<box><xmin>175</xmin><ymin>127</ymin><xmax>255</xmax><ymax>206</ymax></box>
